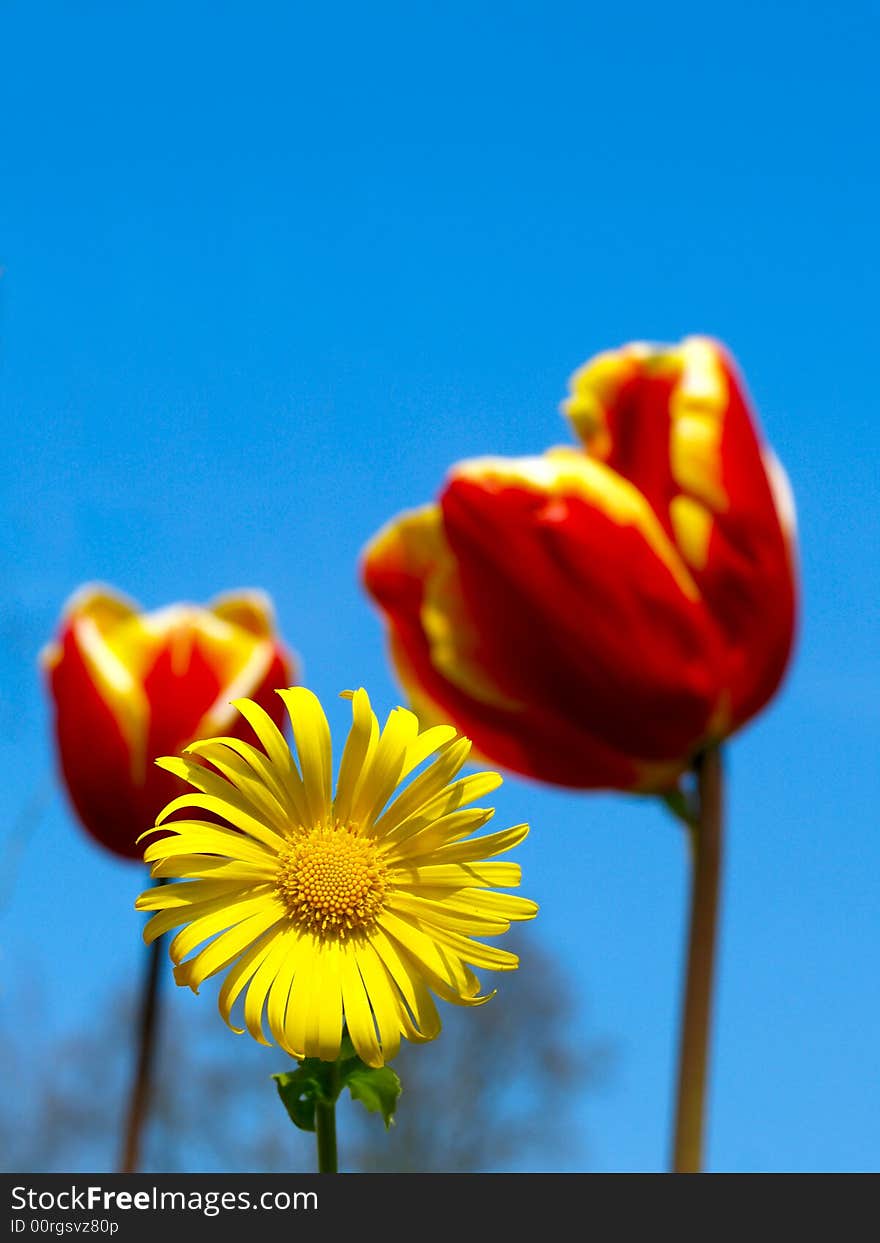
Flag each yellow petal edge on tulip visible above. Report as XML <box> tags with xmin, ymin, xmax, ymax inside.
<box><xmin>562</xmin><ymin>335</ymin><xmax>731</xmax><ymax>571</ymax></box>
<box><xmin>135</xmin><ymin>686</ymin><xmax>537</xmax><ymax>1069</ymax></box>
<box><xmin>40</xmin><ymin>584</ymin><xmax>151</xmax><ymax>784</ymax></box>
<box><xmin>41</xmin><ymin>584</ymin><xmax>284</xmax><ymax>784</ymax></box>
<box><xmin>450</xmin><ymin>449</ymin><xmax>701</xmax><ymax>603</ymax></box>
<box><xmin>365</xmin><ymin>506</ymin><xmax>525</xmax><ymax>712</ymax></box>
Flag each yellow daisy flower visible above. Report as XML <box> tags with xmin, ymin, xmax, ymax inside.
<box><xmin>135</xmin><ymin>687</ymin><xmax>537</xmax><ymax>1069</ymax></box>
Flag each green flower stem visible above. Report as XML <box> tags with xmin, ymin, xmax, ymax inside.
<box><xmin>120</xmin><ymin>905</ymin><xmax>164</xmax><ymax>1174</ymax></box>
<box><xmin>671</xmin><ymin>744</ymin><xmax>724</xmax><ymax>1174</ymax></box>
<box><xmin>315</xmin><ymin>1060</ymin><xmax>340</xmax><ymax>1173</ymax></box>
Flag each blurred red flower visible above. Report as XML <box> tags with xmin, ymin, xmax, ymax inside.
<box><xmin>363</xmin><ymin>337</ymin><xmax>797</xmax><ymax>790</ymax></box>
<box><xmin>43</xmin><ymin>584</ymin><xmax>296</xmax><ymax>859</ymax></box>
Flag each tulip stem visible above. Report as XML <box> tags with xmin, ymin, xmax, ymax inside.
<box><xmin>120</xmin><ymin>894</ymin><xmax>164</xmax><ymax>1174</ymax></box>
<box><xmin>315</xmin><ymin>1061</ymin><xmax>339</xmax><ymax>1173</ymax></box>
<box><xmin>671</xmin><ymin>744</ymin><xmax>724</xmax><ymax>1174</ymax></box>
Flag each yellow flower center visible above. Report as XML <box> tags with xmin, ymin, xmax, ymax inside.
<box><xmin>275</xmin><ymin>824</ymin><xmax>388</xmax><ymax>939</ymax></box>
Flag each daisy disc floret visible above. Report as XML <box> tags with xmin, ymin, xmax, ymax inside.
<box><xmin>136</xmin><ymin>687</ymin><xmax>537</xmax><ymax>1068</ymax></box>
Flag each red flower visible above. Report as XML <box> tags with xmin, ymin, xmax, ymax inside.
<box><xmin>363</xmin><ymin>337</ymin><xmax>797</xmax><ymax>790</ymax></box>
<box><xmin>42</xmin><ymin>584</ymin><xmax>297</xmax><ymax>859</ymax></box>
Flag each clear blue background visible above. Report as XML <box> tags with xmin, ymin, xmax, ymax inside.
<box><xmin>2</xmin><ymin>0</ymin><xmax>877</xmax><ymax>1172</ymax></box>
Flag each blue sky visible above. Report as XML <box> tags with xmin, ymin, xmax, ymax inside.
<box><xmin>1</xmin><ymin>1</ymin><xmax>878</xmax><ymax>1172</ymax></box>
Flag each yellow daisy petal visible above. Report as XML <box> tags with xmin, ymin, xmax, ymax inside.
<box><xmin>378</xmin><ymin>770</ymin><xmax>503</xmax><ymax>847</ymax></box>
<box><xmin>286</xmin><ymin>937</ymin><xmax>342</xmax><ymax>1062</ymax></box>
<box><xmin>376</xmin><ymin>923</ymin><xmax>493</xmax><ymax>1012</ymax></box>
<box><xmin>333</xmin><ymin>688</ymin><xmax>377</xmax><ymax>826</ymax></box>
<box><xmin>176</xmin><ymin>909</ymin><xmax>285</xmax><ymax>993</ymax></box>
<box><xmin>351</xmin><ymin>706</ymin><xmax>419</xmax><ymax>829</ymax></box>
<box><xmin>277</xmin><ymin>687</ymin><xmax>332</xmax><ymax>825</ymax></box>
<box><xmin>167</xmin><ymin>892</ymin><xmax>283</xmax><ymax>962</ymax></box>
<box><xmin>429</xmin><ymin>975</ymin><xmax>497</xmax><ymax>1010</ymax></box>
<box><xmin>184</xmin><ymin>738</ymin><xmax>295</xmax><ymax>825</ymax></box>
<box><xmin>368</xmin><ymin>926</ymin><xmax>442</xmax><ymax>1041</ymax></box>
<box><xmin>340</xmin><ymin>949</ymin><xmax>382</xmax><ymax>1068</ymax></box>
<box><xmin>341</xmin><ymin>705</ymin><xmax>381</xmax><ymax>821</ymax></box>
<box><xmin>354</xmin><ymin>940</ymin><xmax>402</xmax><ymax>1064</ymax></box>
<box><xmin>420</xmin><ymin>822</ymin><xmax>530</xmax><ymax>865</ymax></box>
<box><xmin>390</xmin><ymin>861</ymin><xmax>522</xmax><ymax>890</ymax></box>
<box><xmin>439</xmin><ymin>889</ymin><xmax>539</xmax><ymax>922</ymax></box>
<box><xmin>377</xmin><ymin>908</ymin><xmax>475</xmax><ymax>998</ymax></box>
<box><xmin>155</xmin><ymin>791</ymin><xmax>287</xmax><ymax>854</ymax></box>
<box><xmin>382</xmin><ymin>806</ymin><xmax>495</xmax><ymax>861</ymax></box>
<box><xmin>266</xmin><ymin>929</ymin><xmax>309</xmax><ymax>1054</ymax></box>
<box><xmin>386</xmin><ymin>890</ymin><xmax>511</xmax><ymax>936</ymax></box>
<box><xmin>218</xmin><ymin>931</ymin><xmax>282</xmax><ymax>1033</ymax></box>
<box><xmin>401</xmin><ymin>723</ymin><xmax>458</xmax><ymax>778</ymax></box>
<box><xmin>231</xmin><ymin>696</ymin><xmax>311</xmax><ymax>825</ymax></box>
<box><xmin>142</xmin><ymin>887</ymin><xmax>269</xmax><ymax>945</ymax></box>
<box><xmin>372</xmin><ymin>737</ymin><xmax>473</xmax><ymax>835</ymax></box>
<box><xmin>406</xmin><ymin>918</ymin><xmax>521</xmax><ymax>972</ymax></box>
<box><xmin>309</xmin><ymin>939</ymin><xmax>344</xmax><ymax>1062</ymax></box>
<box><xmin>134</xmin><ymin>685</ymin><xmax>535</xmax><ymax>1069</ymax></box>
<box><xmin>135</xmin><ymin>878</ymin><xmax>244</xmax><ymax>912</ymax></box>
<box><xmin>243</xmin><ymin>931</ymin><xmax>295</xmax><ymax>1046</ymax></box>
<box><xmin>282</xmin><ymin>936</ymin><xmax>318</xmax><ymax>1058</ymax></box>
<box><xmin>142</xmin><ymin>822</ymin><xmax>276</xmax><ymax>868</ymax></box>
<box><xmin>149</xmin><ymin>855</ymin><xmax>276</xmax><ymax>882</ymax></box>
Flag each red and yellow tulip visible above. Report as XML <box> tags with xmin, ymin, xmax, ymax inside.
<box><xmin>42</xmin><ymin>584</ymin><xmax>296</xmax><ymax>859</ymax></box>
<box><xmin>363</xmin><ymin>337</ymin><xmax>797</xmax><ymax>791</ymax></box>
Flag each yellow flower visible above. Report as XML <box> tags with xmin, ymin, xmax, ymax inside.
<box><xmin>136</xmin><ymin>687</ymin><xmax>537</xmax><ymax>1068</ymax></box>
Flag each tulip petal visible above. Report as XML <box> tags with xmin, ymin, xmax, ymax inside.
<box><xmin>563</xmin><ymin>337</ymin><xmax>797</xmax><ymax>731</ymax></box>
<box><xmin>208</xmin><ymin>590</ymin><xmax>278</xmax><ymax>637</ymax></box>
<box><xmin>45</xmin><ymin>615</ymin><xmax>151</xmax><ymax>858</ymax></box>
<box><xmin>440</xmin><ymin>457</ymin><xmax>726</xmax><ymax>761</ymax></box>
<box><xmin>363</xmin><ymin>505</ymin><xmax>643</xmax><ymax>788</ymax></box>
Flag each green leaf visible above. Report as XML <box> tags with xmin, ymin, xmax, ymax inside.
<box><xmin>273</xmin><ymin>1034</ymin><xmax>402</xmax><ymax>1133</ymax></box>
<box><xmin>660</xmin><ymin>785</ymin><xmax>698</xmax><ymax>832</ymax></box>
<box><xmin>344</xmin><ymin>1065</ymin><xmax>401</xmax><ymax>1129</ymax></box>
<box><xmin>338</xmin><ymin>1033</ymin><xmax>358</xmax><ymax>1062</ymax></box>
<box><xmin>272</xmin><ymin>1059</ymin><xmax>338</xmax><ymax>1133</ymax></box>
